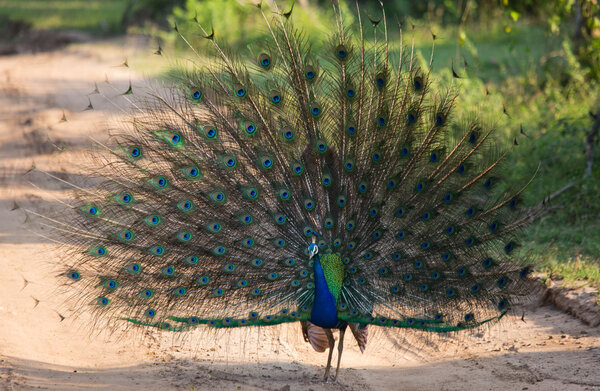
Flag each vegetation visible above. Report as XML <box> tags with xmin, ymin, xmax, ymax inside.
<box><xmin>0</xmin><ymin>0</ymin><xmax>131</xmax><ymax>33</ymax></box>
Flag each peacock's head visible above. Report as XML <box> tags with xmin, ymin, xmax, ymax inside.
<box><xmin>308</xmin><ymin>243</ymin><xmax>319</xmax><ymax>260</ymax></box>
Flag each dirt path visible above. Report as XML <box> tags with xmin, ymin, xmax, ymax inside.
<box><xmin>0</xmin><ymin>41</ymin><xmax>598</xmax><ymax>391</ymax></box>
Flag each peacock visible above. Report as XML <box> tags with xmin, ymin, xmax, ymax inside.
<box><xmin>33</xmin><ymin>0</ymin><xmax>540</xmax><ymax>382</ymax></box>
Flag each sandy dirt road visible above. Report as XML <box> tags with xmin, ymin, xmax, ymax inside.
<box><xmin>0</xmin><ymin>40</ymin><xmax>599</xmax><ymax>391</ymax></box>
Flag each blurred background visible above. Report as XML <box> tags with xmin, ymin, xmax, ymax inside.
<box><xmin>1</xmin><ymin>0</ymin><xmax>599</xmax><ymax>292</ymax></box>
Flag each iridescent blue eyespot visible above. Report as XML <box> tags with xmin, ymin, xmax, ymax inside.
<box><xmin>205</xmin><ymin>127</ymin><xmax>217</xmax><ymax>138</ymax></box>
<box><xmin>435</xmin><ymin>114</ymin><xmax>445</xmax><ymax>126</ymax></box>
<box><xmin>358</xmin><ymin>181</ymin><xmax>368</xmax><ymax>193</ymax></box>
<box><xmin>191</xmin><ymin>89</ymin><xmax>202</xmax><ymax>100</ymax></box>
<box><xmin>279</xmin><ymin>188</ymin><xmax>290</xmax><ymax>200</ymax></box>
<box><xmin>316</xmin><ymin>139</ymin><xmax>327</xmax><ymax>152</ymax></box>
<box><xmin>274</xmin><ymin>214</ymin><xmax>286</xmax><ymax>224</ymax></box>
<box><xmin>247</xmin><ymin>258</ymin><xmax>263</xmax><ymax>269</ymax></box>
<box><xmin>178</xmin><ymin>200</ymin><xmax>194</xmax><ymax>211</ymax></box>
<box><xmin>91</xmin><ymin>246</ymin><xmax>107</xmax><ymax>257</ymax></box>
<box><xmin>282</xmin><ymin>126</ymin><xmax>294</xmax><ymax>140</ymax></box>
<box><xmin>469</xmin><ymin>131</ymin><xmax>478</xmax><ymax>144</ymax></box>
<box><xmin>238</xmin><ymin>214</ymin><xmax>252</xmax><ymax>225</ymax></box>
<box><xmin>126</xmin><ymin>263</ymin><xmax>141</xmax><ymax>274</ymax></box>
<box><xmin>267</xmin><ymin>272</ymin><xmax>279</xmax><ymax>280</ymax></box>
<box><xmin>211</xmin><ymin>192</ymin><xmax>225</xmax><ymax>203</ymax></box>
<box><xmin>258</xmin><ymin>53</ymin><xmax>271</xmax><ymax>68</ymax></box>
<box><xmin>129</xmin><ymin>146</ymin><xmax>141</xmax><ymax>158</ymax></box>
<box><xmin>498</xmin><ymin>299</ymin><xmax>508</xmax><ymax>310</ymax></box>
<box><xmin>87</xmin><ymin>206</ymin><xmax>98</xmax><ymax>215</ymax></box>
<box><xmin>142</xmin><ymin>289</ymin><xmax>154</xmax><ymax>298</ymax></box>
<box><xmin>162</xmin><ymin>266</ymin><xmax>175</xmax><ymax>276</ymax></box>
<box><xmin>261</xmin><ymin>156</ymin><xmax>273</xmax><ymax>169</ymax></box>
<box><xmin>304</xmin><ymin>199</ymin><xmax>315</xmax><ymax>211</ymax></box>
<box><xmin>236</xmin><ymin>87</ymin><xmax>246</xmax><ymax>97</ymax></box>
<box><xmin>347</xmin><ymin>124</ymin><xmax>356</xmax><ymax>136</ymax></box>
<box><xmin>292</xmin><ymin>162</ymin><xmax>304</xmax><ymax>175</ymax></box>
<box><xmin>489</xmin><ymin>221</ymin><xmax>500</xmax><ymax>233</ymax></box>
<box><xmin>413</xmin><ymin>76</ymin><xmax>423</xmax><ymax>90</ymax></box>
<box><xmin>497</xmin><ymin>276</ymin><xmax>509</xmax><ymax>288</ymax></box>
<box><xmin>97</xmin><ymin>297</ymin><xmax>110</xmax><ymax>306</ymax></box>
<box><xmin>311</xmin><ymin>105</ymin><xmax>321</xmax><ymax>116</ymax></box>
<box><xmin>213</xmin><ymin>288</ymin><xmax>225</xmax><ymax>297</ymax></box>
<box><xmin>408</xmin><ymin>111</ymin><xmax>417</xmax><ymax>124</ymax></box>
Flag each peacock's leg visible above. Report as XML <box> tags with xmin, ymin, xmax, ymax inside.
<box><xmin>323</xmin><ymin>328</ymin><xmax>335</xmax><ymax>381</ymax></box>
<box><xmin>334</xmin><ymin>325</ymin><xmax>346</xmax><ymax>381</ymax></box>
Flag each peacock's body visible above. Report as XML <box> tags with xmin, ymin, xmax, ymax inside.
<box><xmin>39</xmin><ymin>0</ymin><xmax>537</xmax><ymax>381</ymax></box>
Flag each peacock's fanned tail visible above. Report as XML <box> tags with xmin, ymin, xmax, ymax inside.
<box><xmin>43</xmin><ymin>1</ymin><xmax>538</xmax><ymax>335</ymax></box>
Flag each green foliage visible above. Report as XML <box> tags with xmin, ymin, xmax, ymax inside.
<box><xmin>0</xmin><ymin>0</ymin><xmax>130</xmax><ymax>33</ymax></box>
<box><xmin>167</xmin><ymin>0</ymin><xmax>354</xmax><ymax>51</ymax></box>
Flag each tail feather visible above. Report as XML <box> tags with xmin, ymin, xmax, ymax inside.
<box><xmin>30</xmin><ymin>1</ymin><xmax>540</xmax><ymax>337</ymax></box>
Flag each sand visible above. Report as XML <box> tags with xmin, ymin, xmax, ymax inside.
<box><xmin>0</xmin><ymin>39</ymin><xmax>599</xmax><ymax>391</ymax></box>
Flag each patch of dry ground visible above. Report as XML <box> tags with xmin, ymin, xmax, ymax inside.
<box><xmin>0</xmin><ymin>41</ymin><xmax>599</xmax><ymax>391</ymax></box>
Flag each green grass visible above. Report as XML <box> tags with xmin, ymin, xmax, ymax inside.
<box><xmin>0</xmin><ymin>0</ymin><xmax>129</xmax><ymax>33</ymax></box>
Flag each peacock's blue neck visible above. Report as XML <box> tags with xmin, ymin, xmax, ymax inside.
<box><xmin>310</xmin><ymin>255</ymin><xmax>338</xmax><ymax>328</ymax></box>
